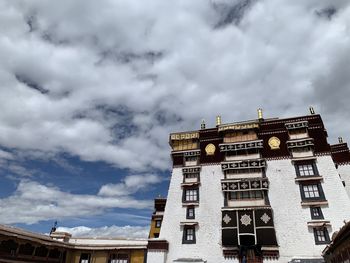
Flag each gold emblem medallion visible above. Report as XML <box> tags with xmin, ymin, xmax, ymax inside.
<box><xmin>268</xmin><ymin>136</ymin><xmax>281</xmax><ymax>150</ymax></box>
<box><xmin>205</xmin><ymin>143</ymin><xmax>216</xmax><ymax>155</ymax></box>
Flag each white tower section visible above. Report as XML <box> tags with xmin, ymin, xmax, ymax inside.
<box><xmin>147</xmin><ymin>113</ymin><xmax>350</xmax><ymax>263</ymax></box>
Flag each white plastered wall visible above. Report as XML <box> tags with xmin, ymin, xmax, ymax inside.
<box><xmin>159</xmin><ymin>165</ymin><xmax>239</xmax><ymax>263</ymax></box>
<box><xmin>337</xmin><ymin>164</ymin><xmax>350</xmax><ymax>198</ymax></box>
<box><xmin>147</xmin><ymin>250</ymin><xmax>167</xmax><ymax>263</ymax></box>
<box><xmin>267</xmin><ymin>155</ymin><xmax>350</xmax><ymax>262</ymax></box>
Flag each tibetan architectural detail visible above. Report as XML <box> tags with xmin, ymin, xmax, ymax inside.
<box><xmin>170</xmin><ymin>132</ymin><xmax>199</xmax><ymax>140</ymax></box>
<box><xmin>287</xmin><ymin>138</ymin><xmax>314</xmax><ymax>148</ymax></box>
<box><xmin>147</xmin><ymin>112</ymin><xmax>350</xmax><ymax>263</ymax></box>
<box><xmin>221</xmin><ymin>159</ymin><xmax>266</xmax><ymax>170</ymax></box>
<box><xmin>182</xmin><ymin>166</ymin><xmax>201</xmax><ymax>174</ymax></box>
<box><xmin>183</xmin><ymin>150</ymin><xmax>201</xmax><ymax>157</ymax></box>
<box><xmin>285</xmin><ymin>121</ymin><xmax>309</xmax><ymax>130</ymax></box>
<box><xmin>223</xmin><ymin>214</ymin><xmax>232</xmax><ymax>225</ymax></box>
<box><xmin>221</xmin><ymin>178</ymin><xmax>269</xmax><ymax>192</ymax></box>
<box><xmin>218</xmin><ymin>121</ymin><xmax>259</xmax><ymax>132</ymax></box>
<box><xmin>260</xmin><ymin>213</ymin><xmax>271</xmax><ymax>224</ymax></box>
<box><xmin>240</xmin><ymin>214</ymin><xmax>252</xmax><ymax>226</ymax></box>
<box><xmin>219</xmin><ymin>140</ymin><xmax>263</xmax><ymax>152</ymax></box>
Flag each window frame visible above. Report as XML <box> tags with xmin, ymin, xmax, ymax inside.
<box><xmin>183</xmin><ymin>173</ymin><xmax>200</xmax><ymax>183</ymax></box>
<box><xmin>109</xmin><ymin>253</ymin><xmax>129</xmax><ymax>263</ymax></box>
<box><xmin>313</xmin><ymin>227</ymin><xmax>330</xmax><ymax>245</ymax></box>
<box><xmin>186</xmin><ymin>207</ymin><xmax>195</xmax><ymax>219</ymax></box>
<box><xmin>183</xmin><ymin>188</ymin><xmax>199</xmax><ymax>203</ymax></box>
<box><xmin>182</xmin><ymin>226</ymin><xmax>196</xmax><ymax>244</ymax></box>
<box><xmin>295</xmin><ymin>162</ymin><xmax>319</xmax><ymax>177</ymax></box>
<box><xmin>79</xmin><ymin>253</ymin><xmax>91</xmax><ymax>263</ymax></box>
<box><xmin>299</xmin><ymin>182</ymin><xmax>325</xmax><ymax>201</ymax></box>
<box><xmin>228</xmin><ymin>190</ymin><xmax>264</xmax><ymax>200</ymax></box>
<box><xmin>310</xmin><ymin>207</ymin><xmax>324</xmax><ymax>220</ymax></box>
<box><xmin>155</xmin><ymin>220</ymin><xmax>162</xmax><ymax>228</ymax></box>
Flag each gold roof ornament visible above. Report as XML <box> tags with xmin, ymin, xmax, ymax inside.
<box><xmin>205</xmin><ymin>143</ymin><xmax>216</xmax><ymax>156</ymax></box>
<box><xmin>216</xmin><ymin>115</ymin><xmax>222</xmax><ymax>126</ymax></box>
<box><xmin>309</xmin><ymin>106</ymin><xmax>315</xmax><ymax>115</ymax></box>
<box><xmin>268</xmin><ymin>136</ymin><xmax>281</xmax><ymax>150</ymax></box>
<box><xmin>257</xmin><ymin>108</ymin><xmax>263</xmax><ymax>120</ymax></box>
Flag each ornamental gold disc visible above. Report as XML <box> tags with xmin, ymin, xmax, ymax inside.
<box><xmin>268</xmin><ymin>136</ymin><xmax>281</xmax><ymax>150</ymax></box>
<box><xmin>205</xmin><ymin>143</ymin><xmax>216</xmax><ymax>155</ymax></box>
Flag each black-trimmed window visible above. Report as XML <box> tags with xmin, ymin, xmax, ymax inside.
<box><xmin>182</xmin><ymin>226</ymin><xmax>196</xmax><ymax>244</ymax></box>
<box><xmin>186</xmin><ymin>207</ymin><xmax>195</xmax><ymax>219</ymax></box>
<box><xmin>80</xmin><ymin>253</ymin><xmax>91</xmax><ymax>263</ymax></box>
<box><xmin>228</xmin><ymin>190</ymin><xmax>264</xmax><ymax>200</ymax></box>
<box><xmin>183</xmin><ymin>188</ymin><xmax>199</xmax><ymax>202</ymax></box>
<box><xmin>184</xmin><ymin>156</ymin><xmax>198</xmax><ymax>166</ymax></box>
<box><xmin>295</xmin><ymin>162</ymin><xmax>318</xmax><ymax>177</ymax></box>
<box><xmin>293</xmin><ymin>146</ymin><xmax>313</xmax><ymax>153</ymax></box>
<box><xmin>183</xmin><ymin>173</ymin><xmax>200</xmax><ymax>183</ymax></box>
<box><xmin>310</xmin><ymin>207</ymin><xmax>324</xmax><ymax>219</ymax></box>
<box><xmin>313</xmin><ymin>227</ymin><xmax>330</xmax><ymax>245</ymax></box>
<box><xmin>155</xmin><ymin>220</ymin><xmax>162</xmax><ymax>228</ymax></box>
<box><xmin>300</xmin><ymin>183</ymin><xmax>325</xmax><ymax>201</ymax></box>
<box><xmin>109</xmin><ymin>253</ymin><xmax>129</xmax><ymax>263</ymax></box>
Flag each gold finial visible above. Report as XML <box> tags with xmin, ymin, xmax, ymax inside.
<box><xmin>339</xmin><ymin>137</ymin><xmax>344</xmax><ymax>143</ymax></box>
<box><xmin>257</xmin><ymin>108</ymin><xmax>263</xmax><ymax>120</ymax></box>
<box><xmin>309</xmin><ymin>106</ymin><xmax>315</xmax><ymax>115</ymax></box>
<box><xmin>201</xmin><ymin>119</ymin><xmax>206</xmax><ymax>129</ymax></box>
<box><xmin>216</xmin><ymin>115</ymin><xmax>222</xmax><ymax>126</ymax></box>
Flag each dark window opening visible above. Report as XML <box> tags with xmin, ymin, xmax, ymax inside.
<box><xmin>295</xmin><ymin>162</ymin><xmax>318</xmax><ymax>177</ymax></box>
<box><xmin>34</xmin><ymin>246</ymin><xmax>48</xmax><ymax>257</ymax></box>
<box><xmin>155</xmin><ymin>220</ymin><xmax>162</xmax><ymax>228</ymax></box>
<box><xmin>186</xmin><ymin>207</ymin><xmax>195</xmax><ymax>219</ymax></box>
<box><xmin>182</xmin><ymin>226</ymin><xmax>196</xmax><ymax>244</ymax></box>
<box><xmin>299</xmin><ymin>183</ymin><xmax>325</xmax><ymax>201</ymax></box>
<box><xmin>110</xmin><ymin>253</ymin><xmax>129</xmax><ymax>263</ymax></box>
<box><xmin>314</xmin><ymin>227</ymin><xmax>330</xmax><ymax>245</ymax></box>
<box><xmin>239</xmin><ymin>235</ymin><xmax>255</xmax><ymax>246</ymax></box>
<box><xmin>19</xmin><ymin>243</ymin><xmax>35</xmax><ymax>256</ymax></box>
<box><xmin>80</xmin><ymin>253</ymin><xmax>91</xmax><ymax>263</ymax></box>
<box><xmin>48</xmin><ymin>249</ymin><xmax>61</xmax><ymax>259</ymax></box>
<box><xmin>183</xmin><ymin>188</ymin><xmax>199</xmax><ymax>202</ymax></box>
<box><xmin>229</xmin><ymin>191</ymin><xmax>264</xmax><ymax>200</ymax></box>
<box><xmin>310</xmin><ymin>207</ymin><xmax>324</xmax><ymax>220</ymax></box>
<box><xmin>0</xmin><ymin>239</ymin><xmax>18</xmax><ymax>255</ymax></box>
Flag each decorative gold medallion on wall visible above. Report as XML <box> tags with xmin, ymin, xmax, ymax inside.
<box><xmin>268</xmin><ymin>136</ymin><xmax>281</xmax><ymax>150</ymax></box>
<box><xmin>205</xmin><ymin>143</ymin><xmax>216</xmax><ymax>155</ymax></box>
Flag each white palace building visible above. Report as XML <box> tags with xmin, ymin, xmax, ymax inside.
<box><xmin>146</xmin><ymin>109</ymin><xmax>350</xmax><ymax>263</ymax></box>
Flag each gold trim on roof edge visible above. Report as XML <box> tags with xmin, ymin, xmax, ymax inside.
<box><xmin>170</xmin><ymin>132</ymin><xmax>199</xmax><ymax>140</ymax></box>
<box><xmin>218</xmin><ymin>122</ymin><xmax>259</xmax><ymax>132</ymax></box>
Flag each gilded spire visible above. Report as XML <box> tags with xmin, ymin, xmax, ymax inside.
<box><xmin>216</xmin><ymin>115</ymin><xmax>222</xmax><ymax>126</ymax></box>
<box><xmin>257</xmin><ymin>108</ymin><xmax>263</xmax><ymax>120</ymax></box>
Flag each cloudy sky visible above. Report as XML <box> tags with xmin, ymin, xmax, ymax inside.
<box><xmin>0</xmin><ymin>0</ymin><xmax>350</xmax><ymax>238</ymax></box>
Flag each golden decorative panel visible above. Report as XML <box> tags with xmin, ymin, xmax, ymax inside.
<box><xmin>170</xmin><ymin>132</ymin><xmax>199</xmax><ymax>140</ymax></box>
<box><xmin>218</xmin><ymin>122</ymin><xmax>259</xmax><ymax>132</ymax></box>
<box><xmin>268</xmin><ymin>136</ymin><xmax>281</xmax><ymax>150</ymax></box>
<box><xmin>205</xmin><ymin>143</ymin><xmax>216</xmax><ymax>155</ymax></box>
